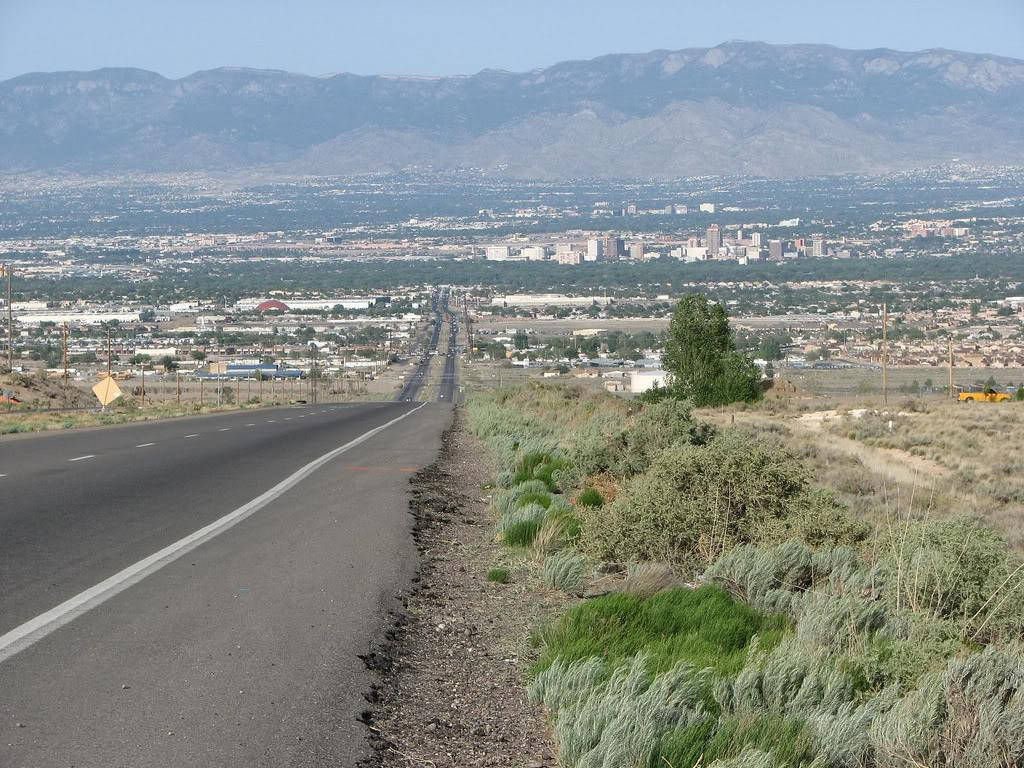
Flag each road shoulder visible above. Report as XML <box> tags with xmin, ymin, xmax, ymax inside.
<box><xmin>361</xmin><ymin>409</ymin><xmax>558</xmax><ymax>768</ymax></box>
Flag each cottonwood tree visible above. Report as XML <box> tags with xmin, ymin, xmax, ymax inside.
<box><xmin>662</xmin><ymin>294</ymin><xmax>761</xmax><ymax>407</ymax></box>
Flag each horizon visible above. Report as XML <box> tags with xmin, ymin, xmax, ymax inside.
<box><xmin>2</xmin><ymin>0</ymin><xmax>1023</xmax><ymax>81</ymax></box>
<box><xmin>5</xmin><ymin>38</ymin><xmax>1024</xmax><ymax>83</ymax></box>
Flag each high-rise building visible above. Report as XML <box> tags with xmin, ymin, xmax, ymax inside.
<box><xmin>811</xmin><ymin>238</ymin><xmax>825</xmax><ymax>258</ymax></box>
<box><xmin>603</xmin><ymin>235</ymin><xmax>624</xmax><ymax>261</ymax></box>
<box><xmin>629</xmin><ymin>243</ymin><xmax>645</xmax><ymax>261</ymax></box>
<box><xmin>750</xmin><ymin>232</ymin><xmax>764</xmax><ymax>247</ymax></box>
<box><xmin>706</xmin><ymin>224</ymin><xmax>721</xmax><ymax>257</ymax></box>
<box><xmin>768</xmin><ymin>240</ymin><xmax>783</xmax><ymax>261</ymax></box>
<box><xmin>586</xmin><ymin>238</ymin><xmax>604</xmax><ymax>262</ymax></box>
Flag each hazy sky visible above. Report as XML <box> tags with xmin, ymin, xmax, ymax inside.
<box><xmin>2</xmin><ymin>0</ymin><xmax>1023</xmax><ymax>81</ymax></box>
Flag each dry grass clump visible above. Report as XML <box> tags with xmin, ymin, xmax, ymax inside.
<box><xmin>543</xmin><ymin>551</ymin><xmax>588</xmax><ymax>593</ymax></box>
<box><xmin>619</xmin><ymin>561</ymin><xmax>678</xmax><ymax>599</ymax></box>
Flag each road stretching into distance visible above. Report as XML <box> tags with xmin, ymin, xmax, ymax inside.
<box><xmin>0</xmin><ymin>399</ymin><xmax>452</xmax><ymax>767</ymax></box>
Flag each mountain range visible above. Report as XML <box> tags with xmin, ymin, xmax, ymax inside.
<box><xmin>3</xmin><ymin>41</ymin><xmax>1024</xmax><ymax>178</ymax></box>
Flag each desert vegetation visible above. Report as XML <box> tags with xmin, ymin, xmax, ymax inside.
<box><xmin>467</xmin><ymin>381</ymin><xmax>1024</xmax><ymax>768</ymax></box>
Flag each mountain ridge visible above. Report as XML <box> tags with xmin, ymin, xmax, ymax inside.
<box><xmin>3</xmin><ymin>41</ymin><xmax>1023</xmax><ymax>177</ymax></box>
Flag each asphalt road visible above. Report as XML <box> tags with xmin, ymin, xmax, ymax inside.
<box><xmin>0</xmin><ymin>401</ymin><xmax>452</xmax><ymax>767</ymax></box>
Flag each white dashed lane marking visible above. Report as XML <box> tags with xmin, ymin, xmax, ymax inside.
<box><xmin>184</xmin><ymin>434</ymin><xmax>199</xmax><ymax>439</ymax></box>
<box><xmin>218</xmin><ymin>428</ymin><xmax>230</xmax><ymax>431</ymax></box>
<box><xmin>136</xmin><ymin>443</ymin><xmax>156</xmax><ymax>448</ymax></box>
<box><xmin>246</xmin><ymin>423</ymin><xmax>256</xmax><ymax>427</ymax></box>
<box><xmin>68</xmin><ymin>455</ymin><xmax>95</xmax><ymax>462</ymax></box>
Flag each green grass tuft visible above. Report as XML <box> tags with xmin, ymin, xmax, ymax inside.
<box><xmin>504</xmin><ymin>518</ymin><xmax>544</xmax><ymax>547</ymax></box>
<box><xmin>534</xmin><ymin>585</ymin><xmax>787</xmax><ymax>680</ymax></box>
<box><xmin>575</xmin><ymin>487</ymin><xmax>604</xmax><ymax>507</ymax></box>
<box><xmin>650</xmin><ymin>712</ymin><xmax>820</xmax><ymax>768</ymax></box>
<box><xmin>487</xmin><ymin>567</ymin><xmax>511</xmax><ymax>584</ymax></box>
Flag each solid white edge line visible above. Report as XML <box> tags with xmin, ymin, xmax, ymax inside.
<box><xmin>0</xmin><ymin>402</ymin><xmax>428</xmax><ymax>664</ymax></box>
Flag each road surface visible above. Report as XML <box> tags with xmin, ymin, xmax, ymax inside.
<box><xmin>0</xmin><ymin>401</ymin><xmax>451</xmax><ymax>767</ymax></box>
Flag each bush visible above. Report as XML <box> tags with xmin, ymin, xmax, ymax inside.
<box><xmin>543</xmin><ymin>551</ymin><xmax>588</xmax><ymax>593</ymax></box>
<box><xmin>876</xmin><ymin>515</ymin><xmax>1024</xmax><ymax>642</ymax></box>
<box><xmin>612</xmin><ymin>398</ymin><xmax>715</xmax><ymax>478</ymax></box>
<box><xmin>487</xmin><ymin>567</ymin><xmax>511</xmax><ymax>584</ymax></box>
<box><xmin>581</xmin><ymin>431</ymin><xmax>859</xmax><ymax>574</ymax></box>
<box><xmin>871</xmin><ymin>642</ymin><xmax>1024</xmax><ymax>768</ymax></box>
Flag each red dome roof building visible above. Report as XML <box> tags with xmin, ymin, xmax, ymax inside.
<box><xmin>255</xmin><ymin>300</ymin><xmax>290</xmax><ymax>312</ymax></box>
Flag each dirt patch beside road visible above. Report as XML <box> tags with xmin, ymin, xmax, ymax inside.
<box><xmin>360</xmin><ymin>410</ymin><xmax>558</xmax><ymax>768</ymax></box>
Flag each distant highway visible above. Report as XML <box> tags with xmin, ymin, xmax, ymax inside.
<box><xmin>438</xmin><ymin>310</ymin><xmax>459</xmax><ymax>403</ymax></box>
<box><xmin>0</xmin><ymin>401</ymin><xmax>451</xmax><ymax>767</ymax></box>
<box><xmin>397</xmin><ymin>290</ymin><xmax>459</xmax><ymax>403</ymax></box>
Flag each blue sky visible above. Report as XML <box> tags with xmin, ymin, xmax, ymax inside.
<box><xmin>2</xmin><ymin>0</ymin><xmax>1023</xmax><ymax>80</ymax></box>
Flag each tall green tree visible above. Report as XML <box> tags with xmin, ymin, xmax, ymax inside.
<box><xmin>663</xmin><ymin>294</ymin><xmax>761</xmax><ymax>407</ymax></box>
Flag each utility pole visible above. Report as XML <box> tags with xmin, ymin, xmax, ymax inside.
<box><xmin>106</xmin><ymin>327</ymin><xmax>112</xmax><ymax>378</ymax></box>
<box><xmin>62</xmin><ymin>323</ymin><xmax>69</xmax><ymax>407</ymax></box>
<box><xmin>881</xmin><ymin>303</ymin><xmax>888</xmax><ymax>405</ymax></box>
<box><xmin>176</xmin><ymin>371</ymin><xmax>181</xmax><ymax>405</ymax></box>
<box><xmin>140</xmin><ymin>365</ymin><xmax>146</xmax><ymax>404</ymax></box>
<box><xmin>948</xmin><ymin>336</ymin><xmax>955</xmax><ymax>400</ymax></box>
<box><xmin>4</xmin><ymin>264</ymin><xmax>13</xmax><ymax>372</ymax></box>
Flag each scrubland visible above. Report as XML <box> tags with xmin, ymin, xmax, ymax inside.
<box><xmin>467</xmin><ymin>383</ymin><xmax>1024</xmax><ymax>768</ymax></box>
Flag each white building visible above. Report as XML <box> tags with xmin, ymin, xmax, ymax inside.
<box><xmin>630</xmin><ymin>370</ymin><xmax>669</xmax><ymax>394</ymax></box>
<box><xmin>521</xmin><ymin>246</ymin><xmax>547</xmax><ymax>261</ymax></box>
<box><xmin>490</xmin><ymin>294</ymin><xmax>612</xmax><ymax>308</ymax></box>
<box><xmin>699</xmin><ymin>203</ymin><xmax>716</xmax><ymax>214</ymax></box>
<box><xmin>585</xmin><ymin>239</ymin><xmax>605</xmax><ymax>262</ymax></box>
<box><xmin>485</xmin><ymin>245</ymin><xmax>512</xmax><ymax>261</ymax></box>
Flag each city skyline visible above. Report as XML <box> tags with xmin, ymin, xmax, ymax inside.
<box><xmin>2</xmin><ymin>0</ymin><xmax>1024</xmax><ymax>81</ymax></box>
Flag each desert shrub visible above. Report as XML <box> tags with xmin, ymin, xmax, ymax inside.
<box><xmin>530</xmin><ymin>654</ymin><xmax>713</xmax><ymax>768</ymax></box>
<box><xmin>486</xmin><ymin>567</ymin><xmax>510</xmax><ymax>584</ymax></box>
<box><xmin>651</xmin><ymin>712</ymin><xmax>820</xmax><ymax>768</ymax></box>
<box><xmin>611</xmin><ymin>398</ymin><xmax>715</xmax><ymax>478</ymax></box>
<box><xmin>871</xmin><ymin>643</ymin><xmax>1024</xmax><ymax>768</ymax></box>
<box><xmin>876</xmin><ymin>515</ymin><xmax>1024</xmax><ymax>642</ymax></box>
<box><xmin>544</xmin><ymin>551</ymin><xmax>588</xmax><ymax>593</ymax></box>
<box><xmin>533</xmin><ymin>585</ymin><xmax>786</xmax><ymax>680</ymax></box>
<box><xmin>581</xmin><ymin>431</ymin><xmax>860</xmax><ymax>574</ymax></box>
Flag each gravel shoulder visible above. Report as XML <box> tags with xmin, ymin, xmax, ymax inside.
<box><xmin>360</xmin><ymin>408</ymin><xmax>562</xmax><ymax>768</ymax></box>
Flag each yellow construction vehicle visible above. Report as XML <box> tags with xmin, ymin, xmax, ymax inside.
<box><xmin>958</xmin><ymin>387</ymin><xmax>1012</xmax><ymax>403</ymax></box>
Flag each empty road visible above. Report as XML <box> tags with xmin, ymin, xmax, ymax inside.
<box><xmin>0</xmin><ymin>401</ymin><xmax>451</xmax><ymax>767</ymax></box>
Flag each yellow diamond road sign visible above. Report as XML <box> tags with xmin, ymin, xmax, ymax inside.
<box><xmin>92</xmin><ymin>377</ymin><xmax>123</xmax><ymax>407</ymax></box>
